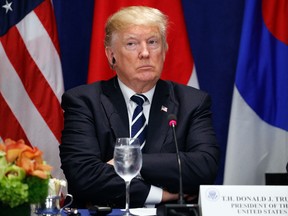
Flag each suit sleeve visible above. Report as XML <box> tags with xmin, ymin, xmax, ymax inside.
<box><xmin>141</xmin><ymin>93</ymin><xmax>220</xmax><ymax>194</ymax></box>
<box><xmin>59</xmin><ymin>88</ymin><xmax>150</xmax><ymax>208</ymax></box>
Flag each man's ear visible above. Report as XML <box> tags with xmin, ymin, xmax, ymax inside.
<box><xmin>105</xmin><ymin>47</ymin><xmax>114</xmax><ymax>67</ymax></box>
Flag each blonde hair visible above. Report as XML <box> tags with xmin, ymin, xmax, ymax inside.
<box><xmin>104</xmin><ymin>6</ymin><xmax>168</xmax><ymax>49</ymax></box>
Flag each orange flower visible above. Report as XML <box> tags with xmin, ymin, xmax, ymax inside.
<box><xmin>4</xmin><ymin>139</ymin><xmax>30</xmax><ymax>163</ymax></box>
<box><xmin>2</xmin><ymin>138</ymin><xmax>52</xmax><ymax>179</ymax></box>
<box><xmin>0</xmin><ymin>142</ymin><xmax>5</xmax><ymax>151</ymax></box>
<box><xmin>17</xmin><ymin>146</ymin><xmax>52</xmax><ymax>179</ymax></box>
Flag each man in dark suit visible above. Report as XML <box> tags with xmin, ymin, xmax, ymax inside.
<box><xmin>59</xmin><ymin>6</ymin><xmax>220</xmax><ymax>208</ymax></box>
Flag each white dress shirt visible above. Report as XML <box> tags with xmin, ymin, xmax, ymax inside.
<box><xmin>118</xmin><ymin>78</ymin><xmax>162</xmax><ymax>206</ymax></box>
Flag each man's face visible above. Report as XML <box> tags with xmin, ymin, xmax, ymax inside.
<box><xmin>106</xmin><ymin>25</ymin><xmax>167</xmax><ymax>92</ymax></box>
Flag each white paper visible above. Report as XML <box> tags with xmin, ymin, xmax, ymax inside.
<box><xmin>123</xmin><ymin>208</ymin><xmax>156</xmax><ymax>216</ymax></box>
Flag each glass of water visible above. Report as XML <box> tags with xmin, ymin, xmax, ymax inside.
<box><xmin>114</xmin><ymin>137</ymin><xmax>142</xmax><ymax>215</ymax></box>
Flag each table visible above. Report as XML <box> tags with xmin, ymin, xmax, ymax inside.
<box><xmin>61</xmin><ymin>208</ymin><xmax>157</xmax><ymax>216</ymax></box>
<box><xmin>61</xmin><ymin>208</ymin><xmax>122</xmax><ymax>215</ymax></box>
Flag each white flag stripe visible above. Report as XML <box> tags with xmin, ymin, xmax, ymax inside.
<box><xmin>16</xmin><ymin>11</ymin><xmax>64</xmax><ymax>102</ymax></box>
<box><xmin>0</xmin><ymin>43</ymin><xmax>62</xmax><ymax>178</ymax></box>
<box><xmin>224</xmin><ymin>87</ymin><xmax>288</xmax><ymax>185</ymax></box>
<box><xmin>187</xmin><ymin>66</ymin><xmax>199</xmax><ymax>89</ymax></box>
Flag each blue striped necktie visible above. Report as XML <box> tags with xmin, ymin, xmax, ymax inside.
<box><xmin>131</xmin><ymin>94</ymin><xmax>148</xmax><ymax>148</ymax></box>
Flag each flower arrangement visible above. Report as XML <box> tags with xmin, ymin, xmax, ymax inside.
<box><xmin>0</xmin><ymin>138</ymin><xmax>52</xmax><ymax>208</ymax></box>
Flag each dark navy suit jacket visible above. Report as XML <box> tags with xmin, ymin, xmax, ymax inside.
<box><xmin>60</xmin><ymin>76</ymin><xmax>220</xmax><ymax>208</ymax></box>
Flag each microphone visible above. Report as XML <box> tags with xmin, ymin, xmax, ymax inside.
<box><xmin>157</xmin><ymin>114</ymin><xmax>199</xmax><ymax>216</ymax></box>
<box><xmin>168</xmin><ymin>114</ymin><xmax>184</xmax><ymax>204</ymax></box>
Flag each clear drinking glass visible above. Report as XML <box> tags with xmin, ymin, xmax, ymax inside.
<box><xmin>114</xmin><ymin>137</ymin><xmax>142</xmax><ymax>215</ymax></box>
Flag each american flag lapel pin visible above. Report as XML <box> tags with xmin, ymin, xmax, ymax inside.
<box><xmin>161</xmin><ymin>105</ymin><xmax>168</xmax><ymax>112</ymax></box>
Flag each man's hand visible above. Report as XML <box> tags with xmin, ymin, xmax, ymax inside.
<box><xmin>107</xmin><ymin>159</ymin><xmax>114</xmax><ymax>166</ymax></box>
<box><xmin>161</xmin><ymin>190</ymin><xmax>198</xmax><ymax>203</ymax></box>
<box><xmin>161</xmin><ymin>190</ymin><xmax>179</xmax><ymax>202</ymax></box>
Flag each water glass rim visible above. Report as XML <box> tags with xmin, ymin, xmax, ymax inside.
<box><xmin>116</xmin><ymin>137</ymin><xmax>141</xmax><ymax>146</ymax></box>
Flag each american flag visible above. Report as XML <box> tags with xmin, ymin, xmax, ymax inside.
<box><xmin>0</xmin><ymin>0</ymin><xmax>64</xmax><ymax>179</ymax></box>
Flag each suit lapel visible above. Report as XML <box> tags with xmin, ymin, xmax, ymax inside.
<box><xmin>99</xmin><ymin>78</ymin><xmax>179</xmax><ymax>152</ymax></box>
<box><xmin>100</xmin><ymin>77</ymin><xmax>130</xmax><ymax>138</ymax></box>
<box><xmin>144</xmin><ymin>80</ymin><xmax>179</xmax><ymax>153</ymax></box>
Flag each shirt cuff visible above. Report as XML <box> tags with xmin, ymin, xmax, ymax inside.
<box><xmin>145</xmin><ymin>185</ymin><xmax>163</xmax><ymax>205</ymax></box>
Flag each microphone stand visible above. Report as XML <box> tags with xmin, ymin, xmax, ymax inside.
<box><xmin>172</xmin><ymin>122</ymin><xmax>184</xmax><ymax>205</ymax></box>
<box><xmin>157</xmin><ymin>115</ymin><xmax>199</xmax><ymax>216</ymax></box>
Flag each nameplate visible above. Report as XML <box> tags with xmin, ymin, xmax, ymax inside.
<box><xmin>198</xmin><ymin>185</ymin><xmax>288</xmax><ymax>216</ymax></box>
